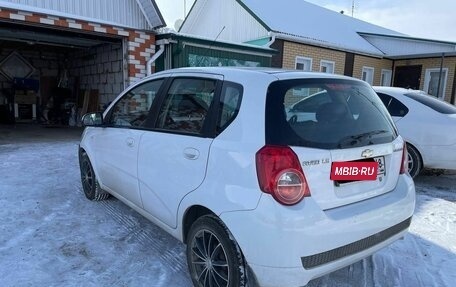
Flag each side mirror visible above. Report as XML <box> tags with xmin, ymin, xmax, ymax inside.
<box><xmin>81</xmin><ymin>112</ymin><xmax>104</xmax><ymax>127</ymax></box>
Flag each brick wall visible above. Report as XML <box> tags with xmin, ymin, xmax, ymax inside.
<box><xmin>394</xmin><ymin>57</ymin><xmax>456</xmax><ymax>103</ymax></box>
<box><xmin>68</xmin><ymin>43</ymin><xmax>124</xmax><ymax>104</ymax></box>
<box><xmin>0</xmin><ymin>7</ymin><xmax>156</xmax><ymax>86</ymax></box>
<box><xmin>280</xmin><ymin>41</ymin><xmax>396</xmax><ymax>87</ymax></box>
<box><xmin>352</xmin><ymin>55</ymin><xmax>393</xmax><ymax>86</ymax></box>
<box><xmin>282</xmin><ymin>41</ymin><xmax>346</xmax><ymax>75</ymax></box>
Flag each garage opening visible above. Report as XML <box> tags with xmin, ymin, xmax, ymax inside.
<box><xmin>0</xmin><ymin>22</ymin><xmax>126</xmax><ymax>126</ymax></box>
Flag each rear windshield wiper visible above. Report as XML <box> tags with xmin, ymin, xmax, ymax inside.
<box><xmin>337</xmin><ymin>130</ymin><xmax>389</xmax><ymax>148</ymax></box>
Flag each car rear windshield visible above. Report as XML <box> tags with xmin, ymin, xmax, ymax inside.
<box><xmin>405</xmin><ymin>92</ymin><xmax>456</xmax><ymax>114</ymax></box>
<box><xmin>265</xmin><ymin>79</ymin><xmax>397</xmax><ymax>149</ymax></box>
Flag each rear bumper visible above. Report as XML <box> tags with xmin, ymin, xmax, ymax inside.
<box><xmin>249</xmin><ymin>228</ymin><xmax>408</xmax><ymax>287</ymax></box>
<box><xmin>220</xmin><ymin>174</ymin><xmax>415</xmax><ymax>287</ymax></box>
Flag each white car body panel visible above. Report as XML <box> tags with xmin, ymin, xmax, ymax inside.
<box><xmin>374</xmin><ymin>86</ymin><xmax>456</xmax><ymax>170</ymax></box>
<box><xmin>138</xmin><ymin>133</ymin><xmax>213</xmax><ymax>228</ymax></box>
<box><xmin>90</xmin><ymin>127</ymin><xmax>145</xmax><ymax>207</ymax></box>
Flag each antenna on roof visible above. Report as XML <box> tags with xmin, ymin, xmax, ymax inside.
<box><xmin>196</xmin><ymin>26</ymin><xmax>226</xmax><ymax>67</ymax></box>
<box><xmin>351</xmin><ymin>0</ymin><xmax>355</xmax><ymax>17</ymax></box>
<box><xmin>184</xmin><ymin>0</ymin><xmax>187</xmax><ymax>18</ymax></box>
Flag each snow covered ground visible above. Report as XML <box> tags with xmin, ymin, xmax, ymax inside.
<box><xmin>0</xmin><ymin>128</ymin><xmax>455</xmax><ymax>287</ymax></box>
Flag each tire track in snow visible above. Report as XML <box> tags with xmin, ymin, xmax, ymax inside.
<box><xmin>98</xmin><ymin>200</ymin><xmax>187</xmax><ymax>274</ymax></box>
<box><xmin>406</xmin><ymin>235</ymin><xmax>440</xmax><ymax>287</ymax></box>
<box><xmin>363</xmin><ymin>256</ymin><xmax>375</xmax><ymax>287</ymax></box>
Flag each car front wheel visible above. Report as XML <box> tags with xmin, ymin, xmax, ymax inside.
<box><xmin>79</xmin><ymin>152</ymin><xmax>110</xmax><ymax>201</ymax></box>
<box><xmin>186</xmin><ymin>215</ymin><xmax>246</xmax><ymax>287</ymax></box>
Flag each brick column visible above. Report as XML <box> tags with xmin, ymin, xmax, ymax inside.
<box><xmin>127</xmin><ymin>31</ymin><xmax>156</xmax><ymax>84</ymax></box>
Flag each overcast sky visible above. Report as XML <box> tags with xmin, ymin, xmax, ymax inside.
<box><xmin>155</xmin><ymin>0</ymin><xmax>455</xmax><ymax>42</ymax></box>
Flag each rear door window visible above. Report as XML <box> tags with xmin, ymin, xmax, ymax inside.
<box><xmin>156</xmin><ymin>78</ymin><xmax>216</xmax><ymax>135</ymax></box>
<box><xmin>266</xmin><ymin>79</ymin><xmax>397</xmax><ymax>149</ymax></box>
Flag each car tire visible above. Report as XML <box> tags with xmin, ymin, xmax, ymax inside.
<box><xmin>186</xmin><ymin>215</ymin><xmax>246</xmax><ymax>287</ymax></box>
<box><xmin>79</xmin><ymin>153</ymin><xmax>110</xmax><ymax>201</ymax></box>
<box><xmin>407</xmin><ymin>144</ymin><xmax>422</xmax><ymax>178</ymax></box>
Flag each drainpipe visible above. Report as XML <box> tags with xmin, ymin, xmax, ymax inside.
<box><xmin>147</xmin><ymin>44</ymin><xmax>165</xmax><ymax>76</ymax></box>
<box><xmin>436</xmin><ymin>52</ymin><xmax>445</xmax><ymax>98</ymax></box>
<box><xmin>265</xmin><ymin>33</ymin><xmax>276</xmax><ymax>47</ymax></box>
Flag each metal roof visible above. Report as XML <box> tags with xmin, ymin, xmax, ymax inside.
<box><xmin>359</xmin><ymin>33</ymin><xmax>456</xmax><ymax>59</ymax></box>
<box><xmin>238</xmin><ymin>0</ymin><xmax>405</xmax><ymax>56</ymax></box>
<box><xmin>0</xmin><ymin>0</ymin><xmax>165</xmax><ymax>30</ymax></box>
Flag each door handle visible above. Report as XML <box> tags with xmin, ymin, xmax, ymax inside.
<box><xmin>183</xmin><ymin>148</ymin><xmax>200</xmax><ymax>160</ymax></box>
<box><xmin>126</xmin><ymin>137</ymin><xmax>135</xmax><ymax>147</ymax></box>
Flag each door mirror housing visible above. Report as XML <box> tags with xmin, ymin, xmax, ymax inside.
<box><xmin>82</xmin><ymin>112</ymin><xmax>104</xmax><ymax>127</ymax></box>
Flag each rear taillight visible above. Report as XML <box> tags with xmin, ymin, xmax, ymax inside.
<box><xmin>256</xmin><ymin>145</ymin><xmax>310</xmax><ymax>205</ymax></box>
<box><xmin>400</xmin><ymin>143</ymin><xmax>408</xmax><ymax>174</ymax></box>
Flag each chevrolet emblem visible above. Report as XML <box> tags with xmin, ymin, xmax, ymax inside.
<box><xmin>361</xmin><ymin>149</ymin><xmax>374</xmax><ymax>158</ymax></box>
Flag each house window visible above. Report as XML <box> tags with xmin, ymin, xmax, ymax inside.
<box><xmin>424</xmin><ymin>68</ymin><xmax>448</xmax><ymax>99</ymax></box>
<box><xmin>381</xmin><ymin>69</ymin><xmax>392</xmax><ymax>86</ymax></box>
<box><xmin>295</xmin><ymin>56</ymin><xmax>312</xmax><ymax>71</ymax></box>
<box><xmin>362</xmin><ymin>67</ymin><xmax>374</xmax><ymax>85</ymax></box>
<box><xmin>320</xmin><ymin>60</ymin><xmax>335</xmax><ymax>74</ymax></box>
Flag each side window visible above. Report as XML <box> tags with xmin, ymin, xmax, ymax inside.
<box><xmin>217</xmin><ymin>82</ymin><xmax>242</xmax><ymax>134</ymax></box>
<box><xmin>377</xmin><ymin>93</ymin><xmax>409</xmax><ymax>117</ymax></box>
<box><xmin>108</xmin><ymin>79</ymin><xmax>163</xmax><ymax>127</ymax></box>
<box><xmin>156</xmin><ymin>78</ymin><xmax>216</xmax><ymax>135</ymax></box>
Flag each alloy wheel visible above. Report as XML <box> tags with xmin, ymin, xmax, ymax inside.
<box><xmin>190</xmin><ymin>229</ymin><xmax>230</xmax><ymax>287</ymax></box>
<box><xmin>81</xmin><ymin>160</ymin><xmax>94</xmax><ymax>192</ymax></box>
<box><xmin>407</xmin><ymin>153</ymin><xmax>414</xmax><ymax>174</ymax></box>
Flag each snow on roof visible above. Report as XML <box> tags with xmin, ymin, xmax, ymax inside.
<box><xmin>136</xmin><ymin>0</ymin><xmax>166</xmax><ymax>28</ymax></box>
<box><xmin>360</xmin><ymin>33</ymin><xmax>456</xmax><ymax>58</ymax></box>
<box><xmin>240</xmin><ymin>0</ymin><xmax>406</xmax><ymax>56</ymax></box>
<box><xmin>160</xmin><ymin>31</ymin><xmax>276</xmax><ymax>53</ymax></box>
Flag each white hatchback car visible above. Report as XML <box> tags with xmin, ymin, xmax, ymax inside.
<box><xmin>79</xmin><ymin>68</ymin><xmax>415</xmax><ymax>287</ymax></box>
<box><xmin>374</xmin><ymin>87</ymin><xmax>456</xmax><ymax>177</ymax></box>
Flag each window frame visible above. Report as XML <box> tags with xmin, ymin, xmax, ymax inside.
<box><xmin>362</xmin><ymin>66</ymin><xmax>375</xmax><ymax>85</ymax></box>
<box><xmin>424</xmin><ymin>68</ymin><xmax>448</xmax><ymax>100</ymax></box>
<box><xmin>380</xmin><ymin>69</ymin><xmax>392</xmax><ymax>87</ymax></box>
<box><xmin>295</xmin><ymin>56</ymin><xmax>313</xmax><ymax>72</ymax></box>
<box><xmin>320</xmin><ymin>60</ymin><xmax>335</xmax><ymax>74</ymax></box>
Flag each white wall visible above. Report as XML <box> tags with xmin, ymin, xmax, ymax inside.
<box><xmin>0</xmin><ymin>0</ymin><xmax>151</xmax><ymax>29</ymax></box>
<box><xmin>180</xmin><ymin>0</ymin><xmax>268</xmax><ymax>43</ymax></box>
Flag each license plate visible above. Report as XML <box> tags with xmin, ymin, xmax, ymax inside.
<box><xmin>330</xmin><ymin>161</ymin><xmax>379</xmax><ymax>181</ymax></box>
<box><xmin>374</xmin><ymin>156</ymin><xmax>386</xmax><ymax>176</ymax></box>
